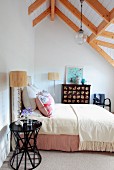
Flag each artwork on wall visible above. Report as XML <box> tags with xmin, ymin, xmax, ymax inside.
<box><xmin>65</xmin><ymin>66</ymin><xmax>83</xmax><ymax>84</ymax></box>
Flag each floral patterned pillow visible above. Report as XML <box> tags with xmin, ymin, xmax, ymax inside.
<box><xmin>36</xmin><ymin>91</ymin><xmax>55</xmax><ymax>117</ymax></box>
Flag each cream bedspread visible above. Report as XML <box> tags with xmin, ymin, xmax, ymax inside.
<box><xmin>71</xmin><ymin>104</ymin><xmax>114</xmax><ymax>152</ymax></box>
<box><xmin>28</xmin><ymin>103</ymin><xmax>114</xmax><ymax>152</ymax></box>
<box><xmin>28</xmin><ymin>104</ymin><xmax>78</xmax><ymax>135</ymax></box>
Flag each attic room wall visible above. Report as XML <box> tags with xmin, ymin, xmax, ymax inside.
<box><xmin>34</xmin><ymin>16</ymin><xmax>114</xmax><ymax>111</ymax></box>
<box><xmin>0</xmin><ymin>0</ymin><xmax>34</xmax><ymax>167</ymax></box>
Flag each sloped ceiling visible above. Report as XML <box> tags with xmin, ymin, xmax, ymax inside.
<box><xmin>26</xmin><ymin>0</ymin><xmax>114</xmax><ymax>67</ymax></box>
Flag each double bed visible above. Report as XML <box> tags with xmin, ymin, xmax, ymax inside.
<box><xmin>11</xmin><ymin>86</ymin><xmax>114</xmax><ymax>152</ymax></box>
<box><xmin>27</xmin><ymin>103</ymin><xmax>114</xmax><ymax>152</ymax></box>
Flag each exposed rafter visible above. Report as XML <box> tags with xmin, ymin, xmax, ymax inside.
<box><xmin>89</xmin><ymin>21</ymin><xmax>107</xmax><ymax>42</ymax></box>
<box><xmin>55</xmin><ymin>7</ymin><xmax>80</xmax><ymax>32</ymax></box>
<box><xmin>90</xmin><ymin>42</ymin><xmax>114</xmax><ymax>67</ymax></box>
<box><xmin>110</xmin><ymin>8</ymin><xmax>114</xmax><ymax>21</ymax></box>
<box><xmin>59</xmin><ymin>0</ymin><xmax>97</xmax><ymax>35</ymax></box>
<box><xmin>94</xmin><ymin>40</ymin><xmax>114</xmax><ymax>49</ymax></box>
<box><xmin>89</xmin><ymin>8</ymin><xmax>114</xmax><ymax>43</ymax></box>
<box><xmin>27</xmin><ymin>1</ymin><xmax>114</xmax><ymax>67</ymax></box>
<box><xmin>85</xmin><ymin>0</ymin><xmax>110</xmax><ymax>22</ymax></box>
<box><xmin>33</xmin><ymin>7</ymin><xmax>51</xmax><ymax>27</ymax></box>
<box><xmin>55</xmin><ymin>7</ymin><xmax>113</xmax><ymax>66</ymax></box>
<box><xmin>28</xmin><ymin>0</ymin><xmax>46</xmax><ymax>15</ymax></box>
<box><xmin>100</xmin><ymin>31</ymin><xmax>114</xmax><ymax>39</ymax></box>
<box><xmin>51</xmin><ymin>0</ymin><xmax>55</xmax><ymax>21</ymax></box>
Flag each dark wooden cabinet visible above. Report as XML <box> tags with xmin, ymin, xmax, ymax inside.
<box><xmin>61</xmin><ymin>84</ymin><xmax>91</xmax><ymax>104</ymax></box>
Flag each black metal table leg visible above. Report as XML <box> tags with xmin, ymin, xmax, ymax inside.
<box><xmin>9</xmin><ymin>120</ymin><xmax>42</xmax><ymax>170</ymax></box>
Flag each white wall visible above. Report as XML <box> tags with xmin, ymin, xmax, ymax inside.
<box><xmin>0</xmin><ymin>4</ymin><xmax>114</xmax><ymax>166</ymax></box>
<box><xmin>34</xmin><ymin>16</ymin><xmax>114</xmax><ymax>109</ymax></box>
<box><xmin>0</xmin><ymin>0</ymin><xmax>34</xmax><ymax>167</ymax></box>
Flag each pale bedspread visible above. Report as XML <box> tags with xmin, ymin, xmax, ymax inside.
<box><xmin>71</xmin><ymin>104</ymin><xmax>114</xmax><ymax>152</ymax></box>
<box><xmin>28</xmin><ymin>104</ymin><xmax>78</xmax><ymax>135</ymax></box>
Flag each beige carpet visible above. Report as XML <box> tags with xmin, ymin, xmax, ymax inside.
<box><xmin>1</xmin><ymin>151</ymin><xmax>114</xmax><ymax>170</ymax></box>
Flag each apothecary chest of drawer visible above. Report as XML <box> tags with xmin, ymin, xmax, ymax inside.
<box><xmin>61</xmin><ymin>84</ymin><xmax>91</xmax><ymax>104</ymax></box>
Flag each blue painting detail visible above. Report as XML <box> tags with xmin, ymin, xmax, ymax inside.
<box><xmin>67</xmin><ymin>67</ymin><xmax>83</xmax><ymax>83</ymax></box>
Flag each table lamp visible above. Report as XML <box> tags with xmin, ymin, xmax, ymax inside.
<box><xmin>48</xmin><ymin>72</ymin><xmax>60</xmax><ymax>97</ymax></box>
<box><xmin>10</xmin><ymin>71</ymin><xmax>27</xmax><ymax>118</ymax></box>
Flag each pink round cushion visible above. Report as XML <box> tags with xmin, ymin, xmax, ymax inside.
<box><xmin>36</xmin><ymin>92</ymin><xmax>55</xmax><ymax>117</ymax></box>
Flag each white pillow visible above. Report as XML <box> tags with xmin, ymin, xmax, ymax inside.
<box><xmin>22</xmin><ymin>86</ymin><xmax>40</xmax><ymax>111</ymax></box>
<box><xmin>31</xmin><ymin>84</ymin><xmax>41</xmax><ymax>92</ymax></box>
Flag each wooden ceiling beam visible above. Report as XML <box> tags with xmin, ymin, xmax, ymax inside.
<box><xmin>100</xmin><ymin>31</ymin><xmax>114</xmax><ymax>39</ymax></box>
<box><xmin>33</xmin><ymin>7</ymin><xmax>51</xmax><ymax>27</ymax></box>
<box><xmin>97</xmin><ymin>20</ymin><xmax>109</xmax><ymax>34</ymax></box>
<box><xmin>88</xmin><ymin>23</ymin><xmax>105</xmax><ymax>42</ymax></box>
<box><xmin>90</xmin><ymin>42</ymin><xmax>114</xmax><ymax>67</ymax></box>
<box><xmin>94</xmin><ymin>40</ymin><xmax>114</xmax><ymax>49</ymax></box>
<box><xmin>89</xmin><ymin>8</ymin><xmax>114</xmax><ymax>43</ymax></box>
<box><xmin>85</xmin><ymin>0</ymin><xmax>110</xmax><ymax>22</ymax></box>
<box><xmin>89</xmin><ymin>21</ymin><xmax>108</xmax><ymax>42</ymax></box>
<box><xmin>110</xmin><ymin>8</ymin><xmax>114</xmax><ymax>22</ymax></box>
<box><xmin>55</xmin><ymin>7</ymin><xmax>80</xmax><ymax>32</ymax></box>
<box><xmin>51</xmin><ymin>0</ymin><xmax>55</xmax><ymax>21</ymax></box>
<box><xmin>28</xmin><ymin>0</ymin><xmax>46</xmax><ymax>15</ymax></box>
<box><xmin>55</xmin><ymin>7</ymin><xmax>113</xmax><ymax>67</ymax></box>
<box><xmin>59</xmin><ymin>0</ymin><xmax>97</xmax><ymax>35</ymax></box>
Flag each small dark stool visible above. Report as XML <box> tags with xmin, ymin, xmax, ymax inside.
<box><xmin>93</xmin><ymin>94</ymin><xmax>111</xmax><ymax>112</ymax></box>
<box><xmin>9</xmin><ymin>119</ymin><xmax>42</xmax><ymax>170</ymax></box>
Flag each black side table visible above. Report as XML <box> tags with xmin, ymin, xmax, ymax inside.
<box><xmin>9</xmin><ymin>119</ymin><xmax>42</xmax><ymax>170</ymax></box>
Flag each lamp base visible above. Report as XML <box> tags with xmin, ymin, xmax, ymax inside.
<box><xmin>17</xmin><ymin>87</ymin><xmax>22</xmax><ymax>118</ymax></box>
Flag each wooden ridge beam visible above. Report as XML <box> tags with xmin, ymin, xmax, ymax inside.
<box><xmin>33</xmin><ymin>7</ymin><xmax>51</xmax><ymax>27</ymax></box>
<box><xmin>94</xmin><ymin>40</ymin><xmax>114</xmax><ymax>49</ymax></box>
<box><xmin>28</xmin><ymin>0</ymin><xmax>46</xmax><ymax>15</ymax></box>
<box><xmin>100</xmin><ymin>31</ymin><xmax>114</xmax><ymax>39</ymax></box>
<box><xmin>59</xmin><ymin>0</ymin><xmax>97</xmax><ymax>35</ymax></box>
<box><xmin>90</xmin><ymin>42</ymin><xmax>114</xmax><ymax>67</ymax></box>
<box><xmin>85</xmin><ymin>0</ymin><xmax>110</xmax><ymax>22</ymax></box>
<box><xmin>55</xmin><ymin>7</ymin><xmax>80</xmax><ymax>32</ymax></box>
<box><xmin>51</xmin><ymin>0</ymin><xmax>55</xmax><ymax>21</ymax></box>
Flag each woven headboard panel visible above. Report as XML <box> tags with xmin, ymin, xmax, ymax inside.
<box><xmin>11</xmin><ymin>87</ymin><xmax>25</xmax><ymax>122</ymax></box>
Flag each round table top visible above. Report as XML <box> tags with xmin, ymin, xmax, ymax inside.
<box><xmin>9</xmin><ymin>119</ymin><xmax>42</xmax><ymax>132</ymax></box>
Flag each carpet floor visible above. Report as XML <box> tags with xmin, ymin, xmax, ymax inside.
<box><xmin>1</xmin><ymin>150</ymin><xmax>114</xmax><ymax>170</ymax></box>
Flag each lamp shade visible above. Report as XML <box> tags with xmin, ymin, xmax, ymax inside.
<box><xmin>48</xmin><ymin>72</ymin><xmax>60</xmax><ymax>81</ymax></box>
<box><xmin>10</xmin><ymin>71</ymin><xmax>27</xmax><ymax>87</ymax></box>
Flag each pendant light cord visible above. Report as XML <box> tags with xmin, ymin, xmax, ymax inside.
<box><xmin>80</xmin><ymin>0</ymin><xmax>83</xmax><ymax>30</ymax></box>
<box><xmin>76</xmin><ymin>0</ymin><xmax>87</xmax><ymax>44</ymax></box>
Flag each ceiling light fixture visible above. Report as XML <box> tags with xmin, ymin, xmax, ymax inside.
<box><xmin>75</xmin><ymin>0</ymin><xmax>87</xmax><ymax>45</ymax></box>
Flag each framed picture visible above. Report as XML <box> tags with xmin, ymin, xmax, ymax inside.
<box><xmin>65</xmin><ymin>66</ymin><xmax>83</xmax><ymax>84</ymax></box>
